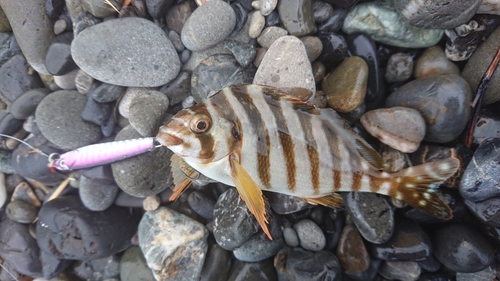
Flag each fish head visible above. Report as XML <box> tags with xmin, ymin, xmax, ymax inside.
<box><xmin>157</xmin><ymin>102</ymin><xmax>239</xmax><ymax>164</ymax></box>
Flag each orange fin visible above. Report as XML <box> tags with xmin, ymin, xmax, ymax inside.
<box><xmin>303</xmin><ymin>193</ymin><xmax>344</xmax><ymax>208</ymax></box>
<box><xmin>393</xmin><ymin>157</ymin><xmax>460</xmax><ymax>219</ymax></box>
<box><xmin>229</xmin><ymin>153</ymin><xmax>272</xmax><ymax>240</ymax></box>
<box><xmin>250</xmin><ymin>84</ymin><xmax>320</xmax><ymax>114</ymax></box>
<box><xmin>169</xmin><ymin>154</ymin><xmax>199</xmax><ymax>201</ymax></box>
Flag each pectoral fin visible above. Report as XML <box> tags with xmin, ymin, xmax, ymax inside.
<box><xmin>169</xmin><ymin>154</ymin><xmax>199</xmax><ymax>201</ymax></box>
<box><xmin>303</xmin><ymin>193</ymin><xmax>344</xmax><ymax>208</ymax></box>
<box><xmin>229</xmin><ymin>153</ymin><xmax>272</xmax><ymax>240</ymax></box>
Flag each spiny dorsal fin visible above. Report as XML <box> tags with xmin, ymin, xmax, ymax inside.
<box><xmin>303</xmin><ymin>193</ymin><xmax>344</xmax><ymax>208</ymax></box>
<box><xmin>355</xmin><ymin>139</ymin><xmax>386</xmax><ymax>170</ymax></box>
<box><xmin>169</xmin><ymin>154</ymin><xmax>199</xmax><ymax>201</ymax></box>
<box><xmin>249</xmin><ymin>84</ymin><xmax>320</xmax><ymax>115</ymax></box>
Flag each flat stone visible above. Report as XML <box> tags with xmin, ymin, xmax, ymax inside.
<box><xmin>71</xmin><ymin>17</ymin><xmax>180</xmax><ymax>87</ymax></box>
<box><xmin>0</xmin><ymin>0</ymin><xmax>55</xmax><ymax>74</ymax></box>
<box><xmin>0</xmin><ymin>54</ymin><xmax>44</xmax><ymax>104</ymax></box>
<box><xmin>336</xmin><ymin>224</ymin><xmax>370</xmax><ymax>275</ymax></box>
<box><xmin>254</xmin><ymin>36</ymin><xmax>315</xmax><ymax>99</ymax></box>
<box><xmin>138</xmin><ymin>207</ymin><xmax>208</xmax><ymax>281</ymax></box>
<box><xmin>128</xmin><ymin>90</ymin><xmax>170</xmax><ymax>137</ymax></box>
<box><xmin>342</xmin><ymin>0</ymin><xmax>443</xmax><ymax>48</ymax></box>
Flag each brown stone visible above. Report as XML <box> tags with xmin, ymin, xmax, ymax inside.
<box><xmin>414</xmin><ymin>46</ymin><xmax>459</xmax><ymax>79</ymax></box>
<box><xmin>336</xmin><ymin>224</ymin><xmax>370</xmax><ymax>275</ymax></box>
<box><xmin>322</xmin><ymin>56</ymin><xmax>368</xmax><ymax>113</ymax></box>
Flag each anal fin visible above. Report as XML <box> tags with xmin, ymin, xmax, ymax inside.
<box><xmin>229</xmin><ymin>153</ymin><xmax>272</xmax><ymax>240</ymax></box>
<box><xmin>303</xmin><ymin>193</ymin><xmax>344</xmax><ymax>208</ymax></box>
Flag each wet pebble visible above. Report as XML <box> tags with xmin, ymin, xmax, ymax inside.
<box><xmin>432</xmin><ymin>223</ymin><xmax>494</xmax><ymax>273</ymax></box>
<box><xmin>5</xmin><ymin>200</ymin><xmax>38</xmax><ymax>224</ymax></box>
<box><xmin>456</xmin><ymin>266</ymin><xmax>497</xmax><ymax>281</ymax></box>
<box><xmin>37</xmin><ymin>195</ymin><xmax>139</xmax><ymax>260</ymax></box>
<box><xmin>223</xmin><ymin>39</ymin><xmax>257</xmax><ymax>67</ymax></box>
<box><xmin>277</xmin><ymin>0</ymin><xmax>316</xmax><ymax>36</ymax></box>
<box><xmin>343</xmin><ymin>192</ymin><xmax>394</xmax><ymax>244</ymax></box>
<box><xmin>274</xmin><ymin>247</ymin><xmax>341</xmax><ymax>281</ymax></box>
<box><xmin>72</xmin><ymin>17</ymin><xmax>180</xmax><ymax>87</ymax></box>
<box><xmin>385</xmin><ymin>52</ymin><xmax>413</xmax><ymax>83</ymax></box>
<box><xmin>293</xmin><ymin>219</ymin><xmax>326</xmax><ymax>251</ymax></box>
<box><xmin>79</xmin><ymin>175</ymin><xmax>118</xmax><ymax>211</ymax></box>
<box><xmin>460</xmin><ymin>138</ymin><xmax>500</xmax><ymax>202</ymax></box>
<box><xmin>378</xmin><ymin>261</ymin><xmax>421</xmax><ymax>281</ymax></box>
<box><xmin>138</xmin><ymin>207</ymin><xmax>208</xmax><ymax>281</ymax></box>
<box><xmin>336</xmin><ymin>224</ymin><xmax>369</xmax><ymax>275</ymax></box>
<box><xmin>464</xmin><ymin>197</ymin><xmax>500</xmax><ymax>227</ymax></box>
<box><xmin>35</xmin><ymin>90</ymin><xmax>102</xmax><ymax>150</ymax></box>
<box><xmin>200</xmin><ymin>244</ymin><xmax>232</xmax><ymax>281</ymax></box>
<box><xmin>318</xmin><ymin>32</ymin><xmax>348</xmax><ymax>70</ymax></box>
<box><xmin>414</xmin><ymin>46</ymin><xmax>460</xmax><ymax>79</ymax></box>
<box><xmin>120</xmin><ymin>246</ymin><xmax>155</xmax><ymax>281</ymax></box>
<box><xmin>342</xmin><ymin>0</ymin><xmax>443</xmax><ymax>48</ymax></box>
<box><xmin>159</xmin><ymin>71</ymin><xmax>192</xmax><ymax>106</ymax></box>
<box><xmin>73</xmin><ymin>255</ymin><xmax>120</xmax><ymax>281</ymax></box>
<box><xmin>128</xmin><ymin>90</ymin><xmax>169</xmax><ymax>137</ymax></box>
<box><xmin>322</xmin><ymin>56</ymin><xmax>368</xmax><ymax>113</ymax></box>
<box><xmin>181</xmin><ymin>0</ymin><xmax>236</xmax><ymax>51</ymax></box>
<box><xmin>0</xmin><ymin>54</ymin><xmax>44</xmax><ymax>104</ymax></box>
<box><xmin>385</xmin><ymin>74</ymin><xmax>471</xmax><ymax>143</ymax></box>
<box><xmin>300</xmin><ymin>36</ymin><xmax>322</xmax><ymax>62</ymax></box>
<box><xmin>312</xmin><ymin>1</ymin><xmax>333</xmax><ymax>23</ymax></box>
<box><xmin>361</xmin><ymin>107</ymin><xmax>426</xmax><ymax>153</ymax></box>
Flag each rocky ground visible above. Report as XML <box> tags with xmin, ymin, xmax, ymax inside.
<box><xmin>0</xmin><ymin>0</ymin><xmax>500</xmax><ymax>280</ymax></box>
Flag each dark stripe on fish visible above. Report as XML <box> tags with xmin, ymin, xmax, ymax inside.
<box><xmin>300</xmin><ymin>114</ymin><xmax>320</xmax><ymax>194</ymax></box>
<box><xmin>279</xmin><ymin>131</ymin><xmax>296</xmax><ymax>191</ymax></box>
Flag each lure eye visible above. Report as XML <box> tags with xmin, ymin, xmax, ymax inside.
<box><xmin>190</xmin><ymin>114</ymin><xmax>211</xmax><ymax>133</ymax></box>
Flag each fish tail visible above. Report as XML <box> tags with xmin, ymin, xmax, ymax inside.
<box><xmin>390</xmin><ymin>157</ymin><xmax>460</xmax><ymax>219</ymax></box>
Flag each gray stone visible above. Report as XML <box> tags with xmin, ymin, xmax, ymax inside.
<box><xmin>379</xmin><ymin>261</ymin><xmax>421</xmax><ymax>281</ymax></box>
<box><xmin>120</xmin><ymin>246</ymin><xmax>156</xmax><ymax>281</ymax></box>
<box><xmin>249</xmin><ymin>11</ymin><xmax>265</xmax><ymax>38</ymax></box>
<box><xmin>73</xmin><ymin>255</ymin><xmax>120</xmax><ymax>280</ymax></box>
<box><xmin>342</xmin><ymin>0</ymin><xmax>444</xmax><ymax>48</ymax></box>
<box><xmin>293</xmin><ymin>219</ymin><xmax>326</xmax><ymax>251</ymax></box>
<box><xmin>128</xmin><ymin>90</ymin><xmax>170</xmax><ymax>137</ymax></box>
<box><xmin>79</xmin><ymin>175</ymin><xmax>119</xmax><ymax>211</ymax></box>
<box><xmin>138</xmin><ymin>207</ymin><xmax>208</xmax><ymax>281</ymax></box>
<box><xmin>53</xmin><ymin>68</ymin><xmax>79</xmax><ymax>90</ymax></box>
<box><xmin>0</xmin><ymin>5</ymin><xmax>11</xmax><ymax>32</ymax></box>
<box><xmin>35</xmin><ymin>90</ymin><xmax>102</xmax><ymax>150</ymax></box>
<box><xmin>0</xmin><ymin>0</ymin><xmax>55</xmax><ymax>74</ymax></box>
<box><xmin>9</xmin><ymin>88</ymin><xmax>50</xmax><ymax>119</ymax></box>
<box><xmin>181</xmin><ymin>0</ymin><xmax>236</xmax><ymax>51</ymax></box>
<box><xmin>385</xmin><ymin>52</ymin><xmax>413</xmax><ymax>83</ymax></box>
<box><xmin>0</xmin><ymin>54</ymin><xmax>44</xmax><ymax>104</ymax></box>
<box><xmin>394</xmin><ymin>0</ymin><xmax>482</xmax><ymax>29</ymax></box>
<box><xmin>71</xmin><ymin>17</ymin><xmax>180</xmax><ymax>87</ymax></box>
<box><xmin>80</xmin><ymin>0</ymin><xmax>117</xmax><ymax>18</ymax></box>
<box><xmin>283</xmin><ymin>227</ymin><xmax>299</xmax><ymax>247</ymax></box>
<box><xmin>259</xmin><ymin>0</ymin><xmax>278</xmax><ymax>16</ymax></box>
<box><xmin>253</xmin><ymin>36</ymin><xmax>315</xmax><ymax>99</ymax></box>
<box><xmin>233</xmin><ymin>235</ymin><xmax>284</xmax><ymax>262</ymax></box>
<box><xmin>118</xmin><ymin>87</ymin><xmax>152</xmax><ymax>119</ymax></box>
<box><xmin>256</xmin><ymin>26</ymin><xmax>288</xmax><ymax>48</ymax></box>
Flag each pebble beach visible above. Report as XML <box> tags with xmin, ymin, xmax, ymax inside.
<box><xmin>0</xmin><ymin>0</ymin><xmax>500</xmax><ymax>280</ymax></box>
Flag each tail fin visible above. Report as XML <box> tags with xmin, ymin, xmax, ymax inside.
<box><xmin>392</xmin><ymin>157</ymin><xmax>460</xmax><ymax>219</ymax></box>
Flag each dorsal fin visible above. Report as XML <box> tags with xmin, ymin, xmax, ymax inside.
<box><xmin>355</xmin><ymin>139</ymin><xmax>386</xmax><ymax>170</ymax></box>
<box><xmin>254</xmin><ymin>84</ymin><xmax>319</xmax><ymax>114</ymax></box>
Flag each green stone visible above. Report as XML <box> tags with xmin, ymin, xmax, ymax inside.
<box><xmin>342</xmin><ymin>0</ymin><xmax>444</xmax><ymax>48</ymax></box>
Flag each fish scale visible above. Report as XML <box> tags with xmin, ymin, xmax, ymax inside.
<box><xmin>157</xmin><ymin>84</ymin><xmax>460</xmax><ymax>240</ymax></box>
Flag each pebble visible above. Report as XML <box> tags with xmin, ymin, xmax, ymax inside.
<box><xmin>169</xmin><ymin>30</ymin><xmax>185</xmax><ymax>52</ymax></box>
<box><xmin>343</xmin><ymin>192</ymin><xmax>394</xmax><ymax>244</ymax></box>
<box><xmin>312</xmin><ymin>61</ymin><xmax>326</xmax><ymax>84</ymax></box>
<box><xmin>0</xmin><ymin>0</ymin><xmax>55</xmax><ymax>74</ymax></box>
<box><xmin>111</xmin><ymin>125</ymin><xmax>173</xmax><ymax>197</ymax></box>
<box><xmin>191</xmin><ymin>54</ymin><xmax>255</xmax><ymax>102</ymax></box>
<box><xmin>233</xmin><ymin>233</ymin><xmax>285</xmax><ymax>262</ymax></box>
<box><xmin>72</xmin><ymin>17</ymin><xmax>180</xmax><ymax>87</ymax></box>
<box><xmin>40</xmin><ymin>250</ymin><xmax>72</xmax><ymax>279</ymax></box>
<box><xmin>81</xmin><ymin>92</ymin><xmax>111</xmax><ymax>126</ymax></box>
<box><xmin>143</xmin><ymin>195</ymin><xmax>160</xmax><ymax>211</ymax></box>
<box><xmin>90</xmin><ymin>82</ymin><xmax>125</xmax><ymax>103</ymax></box>
<box><xmin>181</xmin><ymin>0</ymin><xmax>236</xmax><ymax>51</ymax></box>
<box><xmin>385</xmin><ymin>52</ymin><xmax>413</xmax><ymax>83</ymax></box>
<box><xmin>0</xmin><ymin>33</ymin><xmax>22</xmax><ymax>66</ymax></box>
<box><xmin>118</xmin><ymin>87</ymin><xmax>150</xmax><ymax>119</ymax></box>
<box><xmin>120</xmin><ymin>246</ymin><xmax>155</xmax><ymax>281</ymax></box>
<box><xmin>322</xmin><ymin>56</ymin><xmax>368</xmax><ymax>113</ymax></box>
<box><xmin>75</xmin><ymin>69</ymin><xmax>94</xmax><ymax>94</ymax></box>
<box><xmin>342</xmin><ymin>0</ymin><xmax>444</xmax><ymax>48</ymax></box>
<box><xmin>200</xmin><ymin>244</ymin><xmax>232</xmax><ymax>281</ymax></box>
<box><xmin>259</xmin><ymin>0</ymin><xmax>277</xmax><ymax>16</ymax></box>
<box><xmin>256</xmin><ymin>26</ymin><xmax>288</xmax><ymax>48</ymax></box>
<box><xmin>0</xmin><ymin>216</ymin><xmax>42</xmax><ymax>277</ymax></box>
<box><xmin>371</xmin><ymin>218</ymin><xmax>431</xmax><ymax>261</ymax></box>
<box><xmin>274</xmin><ymin>247</ymin><xmax>341</xmax><ymax>280</ymax></box>
<box><xmin>230</xmin><ymin>2</ymin><xmax>249</xmax><ymax>37</ymax></box>
<box><xmin>432</xmin><ymin>223</ymin><xmax>494</xmax><ymax>273</ymax></box>
<box><xmin>312</xmin><ymin>1</ymin><xmax>333</xmax><ymax>23</ymax></box>
<box><xmin>6</xmin><ymin>200</ymin><xmax>38</xmax><ymax>224</ymax></box>
<box><xmin>0</xmin><ymin>54</ymin><xmax>44</xmax><ymax>104</ymax></box>
<box><xmin>254</xmin><ymin>36</ymin><xmax>315</xmax><ymax>99</ymax></box>
<box><xmin>138</xmin><ymin>207</ymin><xmax>208</xmax><ymax>281</ymax></box>
<box><xmin>479</xmin><ymin>0</ymin><xmax>500</xmax><ymax>14</ymax></box>
<box><xmin>266</xmin><ymin>192</ymin><xmax>310</xmax><ymax>214</ymax></box>
<box><xmin>213</xmin><ymin>188</ymin><xmax>260</xmax><ymax>250</ymax></box>
<box><xmin>37</xmin><ymin>196</ymin><xmax>140</xmax><ymax>260</ymax></box>
<box><xmin>35</xmin><ymin>90</ymin><xmax>102</xmax><ymax>150</ymax></box>
<box><xmin>282</xmin><ymin>227</ymin><xmax>299</xmax><ymax>247</ymax></box>
<box><xmin>461</xmin><ymin>26</ymin><xmax>500</xmax><ymax>105</ymax></box>
<box><xmin>79</xmin><ymin>175</ymin><xmax>119</xmax><ymax>211</ymax></box>
<box><xmin>384</xmin><ymin>74</ymin><xmax>472</xmax><ymax>143</ymax></box>
<box><xmin>45</xmin><ymin>32</ymin><xmax>77</xmax><ymax>76</ymax></box>
<box><xmin>249</xmin><ymin>11</ymin><xmax>265</xmax><ymax>38</ymax></box>
<box><xmin>0</xmin><ymin>5</ymin><xmax>11</xmax><ymax>32</ymax></box>
<box><xmin>318</xmin><ymin>8</ymin><xmax>348</xmax><ymax>35</ymax></box>
<box><xmin>361</xmin><ymin>107</ymin><xmax>426</xmax><ymax>153</ymax></box>
<box><xmin>336</xmin><ymin>224</ymin><xmax>370</xmax><ymax>274</ymax></box>
<box><xmin>166</xmin><ymin>0</ymin><xmax>197</xmax><ymax>35</ymax></box>
<box><xmin>277</xmin><ymin>0</ymin><xmax>316</xmax><ymax>36</ymax></box>
<box><xmin>9</xmin><ymin>88</ymin><xmax>50</xmax><ymax>119</ymax></box>
<box><xmin>456</xmin><ymin>266</ymin><xmax>497</xmax><ymax>281</ymax></box>
<box><xmin>228</xmin><ymin>259</ymin><xmax>277</xmax><ymax>281</ymax></box>
<box><xmin>0</xmin><ymin>172</ymin><xmax>5</xmax><ymax>209</ymax></box>
<box><xmin>293</xmin><ymin>219</ymin><xmax>326</xmax><ymax>251</ymax></box>
<box><xmin>128</xmin><ymin>90</ymin><xmax>169</xmax><ymax>137</ymax></box>
<box><xmin>317</xmin><ymin>33</ymin><xmax>348</xmax><ymax>70</ymax></box>
<box><xmin>464</xmin><ymin>197</ymin><xmax>500</xmax><ymax>227</ymax></box>
<box><xmin>187</xmin><ymin>190</ymin><xmax>216</xmax><ymax>220</ymax></box>
<box><xmin>414</xmin><ymin>46</ymin><xmax>460</xmax><ymax>79</ymax></box>
<box><xmin>159</xmin><ymin>71</ymin><xmax>192</xmax><ymax>106</ymax></box>
<box><xmin>472</xmin><ymin>111</ymin><xmax>500</xmax><ymax>146</ymax></box>
<box><xmin>300</xmin><ymin>36</ymin><xmax>322</xmax><ymax>62</ymax></box>
<box><xmin>378</xmin><ymin>261</ymin><xmax>421</xmax><ymax>281</ymax></box>
<box><xmin>145</xmin><ymin>0</ymin><xmax>174</xmax><ymax>18</ymax></box>
<box><xmin>460</xmin><ymin>138</ymin><xmax>500</xmax><ymax>202</ymax></box>
<box><xmin>223</xmin><ymin>39</ymin><xmax>257</xmax><ymax>67</ymax></box>
<box><xmin>73</xmin><ymin>255</ymin><xmax>120</xmax><ymax>280</ymax></box>
<box><xmin>394</xmin><ymin>0</ymin><xmax>482</xmax><ymax>29</ymax></box>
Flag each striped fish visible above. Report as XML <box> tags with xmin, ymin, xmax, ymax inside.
<box><xmin>157</xmin><ymin>84</ymin><xmax>459</xmax><ymax>240</ymax></box>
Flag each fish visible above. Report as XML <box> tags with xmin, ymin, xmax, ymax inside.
<box><xmin>156</xmin><ymin>84</ymin><xmax>459</xmax><ymax>240</ymax></box>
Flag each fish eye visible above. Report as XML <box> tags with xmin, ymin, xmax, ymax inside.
<box><xmin>190</xmin><ymin>114</ymin><xmax>211</xmax><ymax>133</ymax></box>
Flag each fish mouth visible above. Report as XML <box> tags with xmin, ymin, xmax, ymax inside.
<box><xmin>156</xmin><ymin>129</ymin><xmax>183</xmax><ymax>147</ymax></box>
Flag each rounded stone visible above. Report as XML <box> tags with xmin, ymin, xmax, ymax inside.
<box><xmin>71</xmin><ymin>17</ymin><xmax>180</xmax><ymax>87</ymax></box>
<box><xmin>277</xmin><ymin>0</ymin><xmax>316</xmax><ymax>36</ymax></box>
<box><xmin>293</xmin><ymin>219</ymin><xmax>326</xmax><ymax>251</ymax></box>
<box><xmin>361</xmin><ymin>107</ymin><xmax>426</xmax><ymax>153</ymax></box>
<box><xmin>9</xmin><ymin>88</ymin><xmax>50</xmax><ymax>119</ymax></box>
<box><xmin>35</xmin><ymin>90</ymin><xmax>102</xmax><ymax>150</ymax></box>
<box><xmin>0</xmin><ymin>54</ymin><xmax>44</xmax><ymax>104</ymax></box>
<box><xmin>379</xmin><ymin>261</ymin><xmax>421</xmax><ymax>281</ymax></box>
<box><xmin>120</xmin><ymin>246</ymin><xmax>156</xmax><ymax>281</ymax></box>
<box><xmin>283</xmin><ymin>227</ymin><xmax>299</xmax><ymax>247</ymax></box>
<box><xmin>322</xmin><ymin>56</ymin><xmax>368</xmax><ymax>113</ymax></box>
<box><xmin>300</xmin><ymin>36</ymin><xmax>323</xmax><ymax>62</ymax></box>
<box><xmin>385</xmin><ymin>52</ymin><xmax>413</xmax><ymax>83</ymax></box>
<box><xmin>384</xmin><ymin>74</ymin><xmax>471</xmax><ymax>143</ymax></box>
<box><xmin>394</xmin><ymin>0</ymin><xmax>482</xmax><ymax>29</ymax></box>
<box><xmin>336</xmin><ymin>224</ymin><xmax>370</xmax><ymax>275</ymax></box>
<box><xmin>233</xmin><ymin>232</ymin><xmax>285</xmax><ymax>262</ymax></box>
<box><xmin>6</xmin><ymin>200</ymin><xmax>38</xmax><ymax>224</ymax></box>
<box><xmin>249</xmin><ymin>11</ymin><xmax>265</xmax><ymax>38</ymax></box>
<box><xmin>414</xmin><ymin>46</ymin><xmax>460</xmax><ymax>79</ymax></box>
<box><xmin>79</xmin><ymin>175</ymin><xmax>119</xmax><ymax>211</ymax></box>
<box><xmin>181</xmin><ymin>0</ymin><xmax>236</xmax><ymax>51</ymax></box>
<box><xmin>128</xmin><ymin>90</ymin><xmax>169</xmax><ymax>137</ymax></box>
<box><xmin>166</xmin><ymin>0</ymin><xmax>197</xmax><ymax>35</ymax></box>
<box><xmin>199</xmin><ymin>244</ymin><xmax>232</xmax><ymax>281</ymax></box>
<box><xmin>257</xmin><ymin>26</ymin><xmax>288</xmax><ymax>48</ymax></box>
